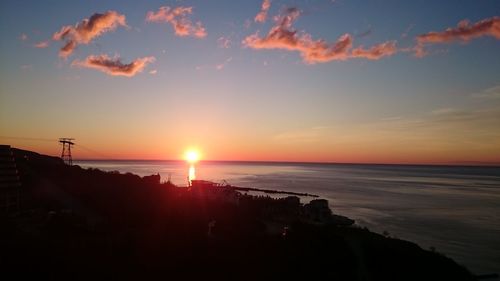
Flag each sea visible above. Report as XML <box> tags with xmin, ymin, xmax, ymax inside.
<box><xmin>74</xmin><ymin>160</ymin><xmax>500</xmax><ymax>276</ymax></box>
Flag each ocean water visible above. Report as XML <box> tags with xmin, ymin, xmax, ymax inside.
<box><xmin>74</xmin><ymin>160</ymin><xmax>500</xmax><ymax>275</ymax></box>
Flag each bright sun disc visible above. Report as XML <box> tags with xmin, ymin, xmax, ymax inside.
<box><xmin>185</xmin><ymin>150</ymin><xmax>200</xmax><ymax>163</ymax></box>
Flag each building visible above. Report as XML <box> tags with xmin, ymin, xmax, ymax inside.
<box><xmin>303</xmin><ymin>199</ymin><xmax>332</xmax><ymax>223</ymax></box>
<box><xmin>0</xmin><ymin>145</ymin><xmax>21</xmax><ymax>213</ymax></box>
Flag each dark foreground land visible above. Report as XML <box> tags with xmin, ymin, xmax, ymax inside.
<box><xmin>0</xmin><ymin>148</ymin><xmax>475</xmax><ymax>280</ymax></box>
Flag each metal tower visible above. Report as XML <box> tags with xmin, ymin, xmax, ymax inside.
<box><xmin>59</xmin><ymin>138</ymin><xmax>75</xmax><ymax>165</ymax></box>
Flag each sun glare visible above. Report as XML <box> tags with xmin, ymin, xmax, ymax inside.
<box><xmin>185</xmin><ymin>150</ymin><xmax>200</xmax><ymax>163</ymax></box>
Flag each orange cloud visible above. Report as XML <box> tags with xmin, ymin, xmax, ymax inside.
<box><xmin>243</xmin><ymin>8</ymin><xmax>397</xmax><ymax>63</ymax></box>
<box><xmin>33</xmin><ymin>40</ymin><xmax>50</xmax><ymax>48</ymax></box>
<box><xmin>415</xmin><ymin>17</ymin><xmax>500</xmax><ymax>57</ymax></box>
<box><xmin>255</xmin><ymin>0</ymin><xmax>271</xmax><ymax>23</ymax></box>
<box><xmin>146</xmin><ymin>6</ymin><xmax>206</xmax><ymax>38</ymax></box>
<box><xmin>351</xmin><ymin>41</ymin><xmax>397</xmax><ymax>60</ymax></box>
<box><xmin>52</xmin><ymin>11</ymin><xmax>127</xmax><ymax>58</ymax></box>
<box><xmin>72</xmin><ymin>54</ymin><xmax>155</xmax><ymax>77</ymax></box>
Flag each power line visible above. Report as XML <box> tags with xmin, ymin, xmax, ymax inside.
<box><xmin>0</xmin><ymin>136</ymin><xmax>56</xmax><ymax>142</ymax></box>
<box><xmin>74</xmin><ymin>143</ymin><xmax>112</xmax><ymax>159</ymax></box>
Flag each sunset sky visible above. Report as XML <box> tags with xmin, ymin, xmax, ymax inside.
<box><xmin>1</xmin><ymin>0</ymin><xmax>499</xmax><ymax>164</ymax></box>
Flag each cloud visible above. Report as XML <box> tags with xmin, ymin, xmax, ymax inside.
<box><xmin>72</xmin><ymin>54</ymin><xmax>155</xmax><ymax>77</ymax></box>
<box><xmin>146</xmin><ymin>6</ymin><xmax>206</xmax><ymax>38</ymax></box>
<box><xmin>351</xmin><ymin>41</ymin><xmax>397</xmax><ymax>60</ymax></box>
<box><xmin>19</xmin><ymin>33</ymin><xmax>28</xmax><ymax>41</ymax></box>
<box><xmin>217</xmin><ymin>36</ymin><xmax>231</xmax><ymax>48</ymax></box>
<box><xmin>428</xmin><ymin>106</ymin><xmax>500</xmax><ymax>126</ymax></box>
<box><xmin>149</xmin><ymin>69</ymin><xmax>158</xmax><ymax>75</ymax></box>
<box><xmin>255</xmin><ymin>0</ymin><xmax>271</xmax><ymax>23</ymax></box>
<box><xmin>243</xmin><ymin>8</ymin><xmax>397</xmax><ymax>63</ymax></box>
<box><xmin>196</xmin><ymin>57</ymin><xmax>233</xmax><ymax>71</ymax></box>
<box><xmin>52</xmin><ymin>11</ymin><xmax>127</xmax><ymax>58</ymax></box>
<box><xmin>415</xmin><ymin>17</ymin><xmax>500</xmax><ymax>57</ymax></box>
<box><xmin>33</xmin><ymin>40</ymin><xmax>50</xmax><ymax>48</ymax></box>
<box><xmin>417</xmin><ymin>17</ymin><xmax>500</xmax><ymax>44</ymax></box>
<box><xmin>215</xmin><ymin>57</ymin><xmax>233</xmax><ymax>70</ymax></box>
<box><xmin>472</xmin><ymin>85</ymin><xmax>500</xmax><ymax>99</ymax></box>
<box><xmin>430</xmin><ymin>107</ymin><xmax>477</xmax><ymax>122</ymax></box>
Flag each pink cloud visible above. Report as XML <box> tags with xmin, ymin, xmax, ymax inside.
<box><xmin>255</xmin><ymin>0</ymin><xmax>271</xmax><ymax>23</ymax></box>
<box><xmin>34</xmin><ymin>40</ymin><xmax>50</xmax><ymax>48</ymax></box>
<box><xmin>243</xmin><ymin>8</ymin><xmax>397</xmax><ymax>63</ymax></box>
<box><xmin>351</xmin><ymin>41</ymin><xmax>397</xmax><ymax>60</ymax></box>
<box><xmin>146</xmin><ymin>6</ymin><xmax>206</xmax><ymax>38</ymax></box>
<box><xmin>52</xmin><ymin>11</ymin><xmax>127</xmax><ymax>58</ymax></box>
<box><xmin>417</xmin><ymin>17</ymin><xmax>500</xmax><ymax>44</ymax></box>
<box><xmin>415</xmin><ymin>17</ymin><xmax>500</xmax><ymax>57</ymax></box>
<box><xmin>72</xmin><ymin>54</ymin><xmax>155</xmax><ymax>77</ymax></box>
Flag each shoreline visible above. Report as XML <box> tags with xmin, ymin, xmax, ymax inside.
<box><xmin>0</xmin><ymin>147</ymin><xmax>484</xmax><ymax>280</ymax></box>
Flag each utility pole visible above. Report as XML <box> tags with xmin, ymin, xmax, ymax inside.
<box><xmin>59</xmin><ymin>138</ymin><xmax>75</xmax><ymax>165</ymax></box>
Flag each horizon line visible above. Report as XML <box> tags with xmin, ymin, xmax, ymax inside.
<box><xmin>72</xmin><ymin>158</ymin><xmax>500</xmax><ymax>168</ymax></box>
<box><xmin>6</xmin><ymin>144</ymin><xmax>499</xmax><ymax>168</ymax></box>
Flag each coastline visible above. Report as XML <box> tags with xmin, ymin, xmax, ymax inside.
<box><xmin>0</xmin><ymin>147</ymin><xmax>480</xmax><ymax>280</ymax></box>
<box><xmin>72</xmin><ymin>158</ymin><xmax>500</xmax><ymax>275</ymax></box>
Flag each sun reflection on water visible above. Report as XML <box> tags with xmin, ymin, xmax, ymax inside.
<box><xmin>188</xmin><ymin>164</ymin><xmax>196</xmax><ymax>183</ymax></box>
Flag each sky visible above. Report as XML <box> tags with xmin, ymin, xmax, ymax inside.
<box><xmin>1</xmin><ymin>0</ymin><xmax>499</xmax><ymax>164</ymax></box>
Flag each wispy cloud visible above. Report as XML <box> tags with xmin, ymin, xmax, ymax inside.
<box><xmin>472</xmin><ymin>85</ymin><xmax>500</xmax><ymax>99</ymax></box>
<box><xmin>33</xmin><ymin>40</ymin><xmax>50</xmax><ymax>48</ymax></box>
<box><xmin>255</xmin><ymin>0</ymin><xmax>271</xmax><ymax>23</ymax></box>
<box><xmin>72</xmin><ymin>54</ymin><xmax>155</xmax><ymax>77</ymax></box>
<box><xmin>415</xmin><ymin>16</ymin><xmax>500</xmax><ymax>57</ymax></box>
<box><xmin>52</xmin><ymin>11</ymin><xmax>127</xmax><ymax>58</ymax></box>
<box><xmin>196</xmin><ymin>57</ymin><xmax>233</xmax><ymax>71</ymax></box>
<box><xmin>217</xmin><ymin>36</ymin><xmax>231</xmax><ymax>48</ymax></box>
<box><xmin>216</xmin><ymin>57</ymin><xmax>233</xmax><ymax>70</ymax></box>
<box><xmin>243</xmin><ymin>8</ymin><xmax>397</xmax><ymax>63</ymax></box>
<box><xmin>146</xmin><ymin>6</ymin><xmax>206</xmax><ymax>38</ymax></box>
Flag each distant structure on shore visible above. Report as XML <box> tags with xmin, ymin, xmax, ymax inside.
<box><xmin>59</xmin><ymin>138</ymin><xmax>74</xmax><ymax>165</ymax></box>
<box><xmin>0</xmin><ymin>145</ymin><xmax>21</xmax><ymax>212</ymax></box>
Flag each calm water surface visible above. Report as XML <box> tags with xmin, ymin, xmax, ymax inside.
<box><xmin>75</xmin><ymin>160</ymin><xmax>500</xmax><ymax>275</ymax></box>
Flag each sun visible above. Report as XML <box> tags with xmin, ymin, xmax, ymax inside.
<box><xmin>185</xmin><ymin>150</ymin><xmax>200</xmax><ymax>163</ymax></box>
